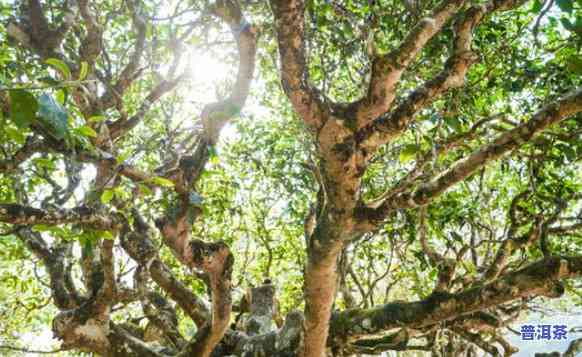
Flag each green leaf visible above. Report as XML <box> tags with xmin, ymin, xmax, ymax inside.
<box><xmin>561</xmin><ymin>144</ymin><xmax>577</xmax><ymax>161</ymax></box>
<box><xmin>79</xmin><ymin>234</ymin><xmax>94</xmax><ymax>254</ymax></box>
<box><xmin>531</xmin><ymin>0</ymin><xmax>544</xmax><ymax>12</ymax></box>
<box><xmin>139</xmin><ymin>184</ymin><xmax>153</xmax><ymax>196</ymax></box>
<box><xmin>464</xmin><ymin>262</ymin><xmax>477</xmax><ymax>274</ymax></box>
<box><xmin>101</xmin><ymin>189</ymin><xmax>115</xmax><ymax>204</ymax></box>
<box><xmin>152</xmin><ymin>177</ymin><xmax>175</xmax><ymax>187</ymax></box>
<box><xmin>76</xmin><ymin>125</ymin><xmax>98</xmax><ymax>137</ymax></box>
<box><xmin>46</xmin><ymin>58</ymin><xmax>71</xmax><ymax>80</ymax></box>
<box><xmin>32</xmin><ymin>224</ymin><xmax>52</xmax><ymax>232</ymax></box>
<box><xmin>509</xmin><ymin>80</ymin><xmax>523</xmax><ymax>92</ymax></box>
<box><xmin>79</xmin><ymin>61</ymin><xmax>89</xmax><ymax>81</ymax></box>
<box><xmin>5</xmin><ymin>127</ymin><xmax>26</xmax><ymax>144</ymax></box>
<box><xmin>113</xmin><ymin>187</ymin><xmax>128</xmax><ymax>200</ymax></box>
<box><xmin>556</xmin><ymin>0</ymin><xmax>573</xmax><ymax>12</ymax></box>
<box><xmin>343</xmin><ymin>23</ymin><xmax>354</xmax><ymax>38</ymax></box>
<box><xmin>33</xmin><ymin>158</ymin><xmax>55</xmax><ymax>169</ymax></box>
<box><xmin>9</xmin><ymin>90</ymin><xmax>38</xmax><ymax>128</ymax></box>
<box><xmin>37</xmin><ymin>93</ymin><xmax>69</xmax><ymax>139</ymax></box>
<box><xmin>444</xmin><ymin>116</ymin><xmax>462</xmax><ymax>131</ymax></box>
<box><xmin>55</xmin><ymin>89</ymin><xmax>67</xmax><ymax>105</ymax></box>
<box><xmin>399</xmin><ymin>144</ymin><xmax>418</xmax><ymax>163</ymax></box>
<box><xmin>561</xmin><ymin>17</ymin><xmax>575</xmax><ymax>31</ymax></box>
<box><xmin>116</xmin><ymin>152</ymin><xmax>130</xmax><ymax>165</ymax></box>
<box><xmin>88</xmin><ymin>115</ymin><xmax>107</xmax><ymax>122</ymax></box>
<box><xmin>97</xmin><ymin>230</ymin><xmax>115</xmax><ymax>240</ymax></box>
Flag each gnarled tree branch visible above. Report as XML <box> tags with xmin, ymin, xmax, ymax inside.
<box><xmin>270</xmin><ymin>0</ymin><xmax>329</xmax><ymax>129</ymax></box>
<box><xmin>352</xmin><ymin>0</ymin><xmax>466</xmax><ymax>126</ymax></box>
<box><xmin>331</xmin><ymin>255</ymin><xmax>582</xmax><ymax>341</ymax></box>
<box><xmin>356</xmin><ymin>87</ymin><xmax>582</xmax><ymax>230</ymax></box>
<box><xmin>0</xmin><ymin>203</ymin><xmax>121</xmax><ymax>230</ymax></box>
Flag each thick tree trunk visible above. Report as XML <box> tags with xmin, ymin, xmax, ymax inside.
<box><xmin>303</xmin><ymin>240</ymin><xmax>343</xmax><ymax>357</ymax></box>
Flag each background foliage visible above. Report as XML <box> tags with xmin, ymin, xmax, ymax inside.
<box><xmin>0</xmin><ymin>0</ymin><xmax>581</xmax><ymax>355</ymax></box>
